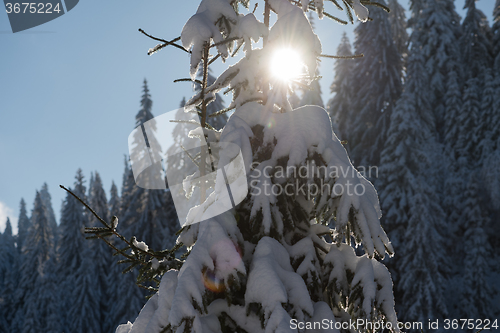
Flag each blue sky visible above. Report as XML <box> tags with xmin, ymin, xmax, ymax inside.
<box><xmin>0</xmin><ymin>0</ymin><xmax>495</xmax><ymax>233</ymax></box>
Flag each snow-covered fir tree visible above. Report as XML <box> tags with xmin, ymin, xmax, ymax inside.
<box><xmin>0</xmin><ymin>218</ymin><xmax>18</xmax><ymax>332</ymax></box>
<box><xmin>110</xmin><ymin>80</ymin><xmax>180</xmax><ymax>328</ymax></box>
<box><xmin>477</xmin><ymin>67</ymin><xmax>497</xmax><ymax>159</ymax></box>
<box><xmin>57</xmin><ymin>169</ymin><xmax>94</xmax><ymax>331</ymax></box>
<box><xmin>40</xmin><ymin>182</ymin><xmax>57</xmax><ymax>234</ymax></box>
<box><xmin>88</xmin><ymin>171</ymin><xmax>114</xmax><ymax>333</ymax></box>
<box><xmin>16</xmin><ymin>198</ymin><xmax>31</xmax><ymax>253</ymax></box>
<box><xmin>123</xmin><ymin>79</ymin><xmax>178</xmax><ymax>251</ymax></box>
<box><xmin>459</xmin><ymin>0</ymin><xmax>493</xmax><ymax>162</ymax></box>
<box><xmin>14</xmin><ymin>191</ymin><xmax>57</xmax><ymax>333</ymax></box>
<box><xmin>345</xmin><ymin>0</ymin><xmax>403</xmax><ymax>168</ymax></box>
<box><xmin>494</xmin><ymin>0</ymin><xmax>500</xmax><ymax>71</ymax></box>
<box><xmin>413</xmin><ymin>0</ymin><xmax>462</xmax><ymax>139</ymax></box>
<box><xmin>327</xmin><ymin>32</ymin><xmax>354</xmax><ymax>139</ymax></box>
<box><xmin>68</xmin><ymin>241</ymin><xmax>102</xmax><ymax>333</ymax></box>
<box><xmin>379</xmin><ymin>24</ymin><xmax>449</xmax><ymax>324</ymax></box>
<box><xmin>109</xmin><ymin>181</ymin><xmax>121</xmax><ymax>218</ymax></box>
<box><xmin>105</xmin><ymin>180</ymin><xmax>123</xmax><ymax>331</ymax></box>
<box><xmin>457</xmin><ymin>172</ymin><xmax>496</xmax><ymax>321</ymax></box>
<box><xmin>387</xmin><ymin>0</ymin><xmax>408</xmax><ymax>62</ymax></box>
<box><xmin>38</xmin><ymin>255</ymin><xmax>61</xmax><ymax>333</ymax></box>
<box><xmin>118</xmin><ymin>1</ymin><xmax>399</xmax><ymax>332</ymax></box>
<box><xmin>457</xmin><ymin>76</ymin><xmax>482</xmax><ymax>161</ymax></box>
<box><xmin>479</xmin><ymin>1</ymin><xmax>500</xmax><ymax>165</ymax></box>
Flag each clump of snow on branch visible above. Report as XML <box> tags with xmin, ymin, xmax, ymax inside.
<box><xmin>181</xmin><ymin>0</ymin><xmax>238</xmax><ymax>79</ymax></box>
<box><xmin>352</xmin><ymin>0</ymin><xmax>369</xmax><ymax>22</ymax></box>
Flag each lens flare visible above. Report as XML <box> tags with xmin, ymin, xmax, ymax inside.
<box><xmin>202</xmin><ymin>268</ymin><xmax>225</xmax><ymax>293</ymax></box>
<box><xmin>270</xmin><ymin>48</ymin><xmax>304</xmax><ymax>81</ymax></box>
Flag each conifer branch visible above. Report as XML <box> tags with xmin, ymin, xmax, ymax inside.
<box><xmin>138</xmin><ymin>29</ymin><xmax>190</xmax><ymax>54</ymax></box>
<box><xmin>180</xmin><ymin>144</ymin><xmax>200</xmax><ymax>167</ymax></box>
<box><xmin>322</xmin><ymin>11</ymin><xmax>348</xmax><ymax>25</ymax></box>
<box><xmin>174</xmin><ymin>78</ymin><xmax>204</xmax><ymax>85</ymax></box>
<box><xmin>326</xmin><ymin>0</ymin><xmax>343</xmax><ymax>11</ymax></box>
<box><xmin>342</xmin><ymin>0</ymin><xmax>355</xmax><ymax>24</ymax></box>
<box><xmin>360</xmin><ymin>1</ymin><xmax>390</xmax><ymax>13</ymax></box>
<box><xmin>319</xmin><ymin>53</ymin><xmax>364</xmax><ymax>59</ymax></box>
<box><xmin>169</xmin><ymin>119</ymin><xmax>201</xmax><ymax>126</ymax></box>
<box><xmin>59</xmin><ymin>185</ymin><xmax>183</xmax><ymax>289</ymax></box>
<box><xmin>210</xmin><ymin>36</ymin><xmax>242</xmax><ymax>49</ymax></box>
<box><xmin>208</xmin><ymin>53</ymin><xmax>221</xmax><ymax>66</ymax></box>
<box><xmin>207</xmin><ymin>107</ymin><xmax>234</xmax><ymax>118</ymax></box>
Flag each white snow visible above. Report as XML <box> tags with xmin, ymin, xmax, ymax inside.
<box><xmin>132</xmin><ymin>239</ymin><xmax>149</xmax><ymax>252</ymax></box>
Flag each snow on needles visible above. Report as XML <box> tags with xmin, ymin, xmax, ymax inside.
<box><xmin>181</xmin><ymin>0</ymin><xmax>237</xmax><ymax>79</ymax></box>
<box><xmin>216</xmin><ymin>103</ymin><xmax>392</xmax><ymax>258</ymax></box>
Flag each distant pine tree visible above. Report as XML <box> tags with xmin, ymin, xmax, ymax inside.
<box><xmin>415</xmin><ymin>0</ymin><xmax>462</xmax><ymax>140</ymax></box>
<box><xmin>88</xmin><ymin>172</ymin><xmax>113</xmax><ymax>333</ymax></box>
<box><xmin>0</xmin><ymin>219</ymin><xmax>18</xmax><ymax>332</ymax></box>
<box><xmin>458</xmin><ymin>173</ymin><xmax>496</xmax><ymax>320</ymax></box>
<box><xmin>39</xmin><ymin>256</ymin><xmax>61</xmax><ymax>333</ymax></box>
<box><xmin>327</xmin><ymin>32</ymin><xmax>355</xmax><ymax>140</ymax></box>
<box><xmin>462</xmin><ymin>0</ymin><xmax>492</xmax><ymax>77</ymax></box>
<box><xmin>67</xmin><ymin>243</ymin><xmax>101</xmax><ymax>333</ymax></box>
<box><xmin>347</xmin><ymin>0</ymin><xmax>403</xmax><ymax>168</ymax></box>
<box><xmin>494</xmin><ymin>0</ymin><xmax>500</xmax><ymax>70</ymax></box>
<box><xmin>16</xmin><ymin>198</ymin><xmax>30</xmax><ymax>253</ymax></box>
<box><xmin>458</xmin><ymin>77</ymin><xmax>481</xmax><ymax>160</ymax></box>
<box><xmin>379</xmin><ymin>26</ymin><xmax>448</xmax><ymax>323</ymax></box>
<box><xmin>110</xmin><ymin>80</ymin><xmax>179</xmax><ymax>329</ymax></box>
<box><xmin>15</xmin><ymin>192</ymin><xmax>56</xmax><ymax>333</ymax></box>
<box><xmin>387</xmin><ymin>0</ymin><xmax>408</xmax><ymax>61</ymax></box>
<box><xmin>123</xmin><ymin>79</ymin><xmax>175</xmax><ymax>250</ymax></box>
<box><xmin>488</xmin><ymin>1</ymin><xmax>500</xmax><ymax>153</ymax></box>
<box><xmin>459</xmin><ymin>0</ymin><xmax>493</xmax><ymax>162</ymax></box>
<box><xmin>57</xmin><ymin>169</ymin><xmax>88</xmax><ymax>330</ymax></box>
<box><xmin>40</xmin><ymin>183</ymin><xmax>58</xmax><ymax>241</ymax></box>
<box><xmin>109</xmin><ymin>181</ymin><xmax>121</xmax><ymax>218</ymax></box>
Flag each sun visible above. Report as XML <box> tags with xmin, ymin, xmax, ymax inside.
<box><xmin>270</xmin><ymin>48</ymin><xmax>304</xmax><ymax>82</ymax></box>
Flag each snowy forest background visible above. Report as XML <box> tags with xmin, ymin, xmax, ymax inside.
<box><xmin>1</xmin><ymin>0</ymin><xmax>500</xmax><ymax>332</ymax></box>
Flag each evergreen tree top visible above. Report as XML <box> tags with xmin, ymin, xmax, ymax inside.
<box><xmin>17</xmin><ymin>197</ymin><xmax>31</xmax><ymax>252</ymax></box>
<box><xmin>110</xmin><ymin>180</ymin><xmax>118</xmax><ymax>197</ymax></box>
<box><xmin>462</xmin><ymin>0</ymin><xmax>492</xmax><ymax>74</ymax></box>
<box><xmin>74</xmin><ymin>168</ymin><xmax>87</xmax><ymax>198</ymax></box>
<box><xmin>4</xmin><ymin>217</ymin><xmax>12</xmax><ymax>237</ymax></box>
<box><xmin>93</xmin><ymin>171</ymin><xmax>103</xmax><ymax>188</ymax></box>
<box><xmin>136</xmin><ymin>79</ymin><xmax>154</xmax><ymax>127</ymax></box>
<box><xmin>28</xmin><ymin>191</ymin><xmax>54</xmax><ymax>266</ymax></box>
<box><xmin>339</xmin><ymin>32</ymin><xmax>351</xmax><ymax>52</ymax></box>
<box><xmin>19</xmin><ymin>198</ymin><xmax>28</xmax><ymax>219</ymax></box>
<box><xmin>493</xmin><ymin>0</ymin><xmax>500</xmax><ymax>69</ymax></box>
<box><xmin>495</xmin><ymin>0</ymin><xmax>500</xmax><ymax>21</ymax></box>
